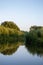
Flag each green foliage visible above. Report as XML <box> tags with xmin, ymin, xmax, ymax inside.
<box><xmin>1</xmin><ymin>21</ymin><xmax>20</xmax><ymax>31</ymax></box>
<box><xmin>30</xmin><ymin>26</ymin><xmax>43</xmax><ymax>30</ymax></box>
<box><xmin>0</xmin><ymin>21</ymin><xmax>26</xmax><ymax>43</ymax></box>
<box><xmin>0</xmin><ymin>21</ymin><xmax>43</xmax><ymax>47</ymax></box>
<box><xmin>0</xmin><ymin>25</ymin><xmax>19</xmax><ymax>43</ymax></box>
<box><xmin>26</xmin><ymin>26</ymin><xmax>43</xmax><ymax>46</ymax></box>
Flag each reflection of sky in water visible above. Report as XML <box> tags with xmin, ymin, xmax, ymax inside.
<box><xmin>0</xmin><ymin>46</ymin><xmax>43</xmax><ymax>65</ymax></box>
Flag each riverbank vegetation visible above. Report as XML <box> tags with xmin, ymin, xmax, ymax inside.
<box><xmin>0</xmin><ymin>21</ymin><xmax>43</xmax><ymax>47</ymax></box>
<box><xmin>0</xmin><ymin>21</ymin><xmax>43</xmax><ymax>56</ymax></box>
<box><xmin>26</xmin><ymin>26</ymin><xmax>43</xmax><ymax>46</ymax></box>
<box><xmin>0</xmin><ymin>21</ymin><xmax>25</xmax><ymax>43</ymax></box>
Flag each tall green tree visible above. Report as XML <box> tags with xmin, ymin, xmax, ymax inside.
<box><xmin>1</xmin><ymin>21</ymin><xmax>20</xmax><ymax>31</ymax></box>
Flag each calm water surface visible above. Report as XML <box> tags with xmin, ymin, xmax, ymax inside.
<box><xmin>0</xmin><ymin>42</ymin><xmax>43</xmax><ymax>65</ymax></box>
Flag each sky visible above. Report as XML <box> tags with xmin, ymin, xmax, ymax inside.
<box><xmin>0</xmin><ymin>0</ymin><xmax>43</xmax><ymax>31</ymax></box>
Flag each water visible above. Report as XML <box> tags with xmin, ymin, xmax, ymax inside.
<box><xmin>0</xmin><ymin>42</ymin><xmax>43</xmax><ymax>65</ymax></box>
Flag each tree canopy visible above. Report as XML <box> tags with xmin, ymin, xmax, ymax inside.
<box><xmin>1</xmin><ymin>21</ymin><xmax>20</xmax><ymax>31</ymax></box>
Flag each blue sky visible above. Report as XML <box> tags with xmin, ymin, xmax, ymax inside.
<box><xmin>0</xmin><ymin>0</ymin><xmax>43</xmax><ymax>31</ymax></box>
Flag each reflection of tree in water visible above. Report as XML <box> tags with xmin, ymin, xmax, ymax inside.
<box><xmin>0</xmin><ymin>42</ymin><xmax>24</xmax><ymax>55</ymax></box>
<box><xmin>25</xmin><ymin>43</ymin><xmax>43</xmax><ymax>57</ymax></box>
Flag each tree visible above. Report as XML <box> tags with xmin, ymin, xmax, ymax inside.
<box><xmin>1</xmin><ymin>21</ymin><xmax>20</xmax><ymax>31</ymax></box>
